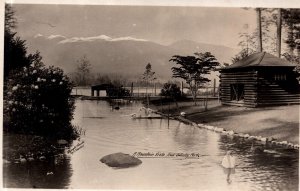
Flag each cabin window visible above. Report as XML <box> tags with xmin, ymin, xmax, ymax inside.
<box><xmin>274</xmin><ymin>74</ymin><xmax>286</xmax><ymax>81</ymax></box>
<box><xmin>230</xmin><ymin>84</ymin><xmax>244</xmax><ymax>101</ymax></box>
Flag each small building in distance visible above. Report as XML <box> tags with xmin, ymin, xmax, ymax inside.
<box><xmin>219</xmin><ymin>52</ymin><xmax>300</xmax><ymax>107</ymax></box>
<box><xmin>91</xmin><ymin>84</ymin><xmax>113</xmax><ymax>97</ymax></box>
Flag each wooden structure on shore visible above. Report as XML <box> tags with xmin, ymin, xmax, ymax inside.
<box><xmin>219</xmin><ymin>52</ymin><xmax>300</xmax><ymax>107</ymax></box>
<box><xmin>91</xmin><ymin>84</ymin><xmax>113</xmax><ymax>97</ymax></box>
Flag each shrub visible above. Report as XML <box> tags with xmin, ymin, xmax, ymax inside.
<box><xmin>3</xmin><ymin>61</ymin><xmax>77</xmax><ymax>140</ymax></box>
<box><xmin>106</xmin><ymin>85</ymin><xmax>130</xmax><ymax>98</ymax></box>
<box><xmin>160</xmin><ymin>83</ymin><xmax>183</xmax><ymax>99</ymax></box>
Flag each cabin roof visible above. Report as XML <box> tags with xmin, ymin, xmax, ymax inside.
<box><xmin>91</xmin><ymin>84</ymin><xmax>113</xmax><ymax>89</ymax></box>
<box><xmin>222</xmin><ymin>52</ymin><xmax>296</xmax><ymax>70</ymax></box>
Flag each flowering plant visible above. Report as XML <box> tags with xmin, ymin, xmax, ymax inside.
<box><xmin>4</xmin><ymin>61</ymin><xmax>77</xmax><ymax>139</ymax></box>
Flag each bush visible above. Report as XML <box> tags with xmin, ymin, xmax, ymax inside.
<box><xmin>3</xmin><ymin>61</ymin><xmax>78</xmax><ymax>140</ymax></box>
<box><xmin>160</xmin><ymin>83</ymin><xmax>183</xmax><ymax>99</ymax></box>
<box><xmin>106</xmin><ymin>85</ymin><xmax>130</xmax><ymax>98</ymax></box>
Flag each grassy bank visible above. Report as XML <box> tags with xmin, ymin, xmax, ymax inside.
<box><xmin>150</xmin><ymin>98</ymin><xmax>299</xmax><ymax>145</ymax></box>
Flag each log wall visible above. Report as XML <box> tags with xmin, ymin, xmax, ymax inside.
<box><xmin>219</xmin><ymin>70</ymin><xmax>258</xmax><ymax>107</ymax></box>
<box><xmin>257</xmin><ymin>70</ymin><xmax>300</xmax><ymax>106</ymax></box>
<box><xmin>220</xmin><ymin>68</ymin><xmax>300</xmax><ymax>107</ymax></box>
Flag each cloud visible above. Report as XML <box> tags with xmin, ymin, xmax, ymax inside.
<box><xmin>110</xmin><ymin>36</ymin><xmax>148</xmax><ymax>42</ymax></box>
<box><xmin>33</xmin><ymin>34</ymin><xmax>149</xmax><ymax>43</ymax></box>
<box><xmin>34</xmin><ymin>34</ymin><xmax>43</xmax><ymax>38</ymax></box>
<box><xmin>47</xmin><ymin>35</ymin><xmax>67</xmax><ymax>40</ymax></box>
<box><xmin>85</xmin><ymin>35</ymin><xmax>112</xmax><ymax>41</ymax></box>
<box><xmin>57</xmin><ymin>35</ymin><xmax>148</xmax><ymax>44</ymax></box>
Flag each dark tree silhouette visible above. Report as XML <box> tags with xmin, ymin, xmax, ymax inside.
<box><xmin>169</xmin><ymin>52</ymin><xmax>219</xmax><ymax>105</ymax></box>
<box><xmin>282</xmin><ymin>9</ymin><xmax>300</xmax><ymax>58</ymax></box>
<box><xmin>4</xmin><ymin>4</ymin><xmax>78</xmax><ymax>140</ymax></box>
<box><xmin>4</xmin><ymin>5</ymin><xmax>33</xmax><ymax>80</ymax></box>
<box><xmin>160</xmin><ymin>83</ymin><xmax>182</xmax><ymax>99</ymax></box>
<box><xmin>141</xmin><ymin>63</ymin><xmax>156</xmax><ymax>106</ymax></box>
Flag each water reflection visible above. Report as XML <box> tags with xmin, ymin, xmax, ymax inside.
<box><xmin>3</xmin><ymin>100</ymin><xmax>299</xmax><ymax>190</ymax></box>
<box><xmin>3</xmin><ymin>156</ymin><xmax>72</xmax><ymax>188</ymax></box>
<box><xmin>218</xmin><ymin>135</ymin><xmax>299</xmax><ymax>191</ymax></box>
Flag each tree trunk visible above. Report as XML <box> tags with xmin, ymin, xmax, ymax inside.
<box><xmin>146</xmin><ymin>81</ymin><xmax>149</xmax><ymax>107</ymax></box>
<box><xmin>256</xmin><ymin>8</ymin><xmax>263</xmax><ymax>52</ymax></box>
<box><xmin>173</xmin><ymin>97</ymin><xmax>179</xmax><ymax>111</ymax></box>
<box><xmin>297</xmin><ymin>49</ymin><xmax>300</xmax><ymax>62</ymax></box>
<box><xmin>287</xmin><ymin>23</ymin><xmax>295</xmax><ymax>56</ymax></box>
<box><xmin>189</xmin><ymin>84</ymin><xmax>197</xmax><ymax>106</ymax></box>
<box><xmin>276</xmin><ymin>8</ymin><xmax>282</xmax><ymax>58</ymax></box>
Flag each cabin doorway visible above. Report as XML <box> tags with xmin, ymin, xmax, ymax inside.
<box><xmin>230</xmin><ymin>84</ymin><xmax>244</xmax><ymax>101</ymax></box>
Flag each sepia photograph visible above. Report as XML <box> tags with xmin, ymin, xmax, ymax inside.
<box><xmin>1</xmin><ymin>0</ymin><xmax>299</xmax><ymax>190</ymax></box>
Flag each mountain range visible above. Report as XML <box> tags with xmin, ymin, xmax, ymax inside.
<box><xmin>25</xmin><ymin>34</ymin><xmax>239</xmax><ymax>82</ymax></box>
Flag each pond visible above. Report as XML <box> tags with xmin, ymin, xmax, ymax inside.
<box><xmin>3</xmin><ymin>100</ymin><xmax>299</xmax><ymax>190</ymax></box>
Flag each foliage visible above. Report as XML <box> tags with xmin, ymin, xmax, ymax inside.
<box><xmin>5</xmin><ymin>4</ymin><xmax>17</xmax><ymax>32</ymax></box>
<box><xmin>94</xmin><ymin>73</ymin><xmax>129</xmax><ymax>87</ymax></box>
<box><xmin>282</xmin><ymin>9</ymin><xmax>300</xmax><ymax>55</ymax></box>
<box><xmin>3</xmin><ymin>58</ymin><xmax>77</xmax><ymax>139</ymax></box>
<box><xmin>236</xmin><ymin>8</ymin><xmax>285</xmax><ymax>59</ymax></box>
<box><xmin>142</xmin><ymin>63</ymin><xmax>156</xmax><ymax>82</ymax></box>
<box><xmin>231</xmin><ymin>48</ymin><xmax>255</xmax><ymax>63</ymax></box>
<box><xmin>4</xmin><ymin>5</ymin><xmax>31</xmax><ymax>80</ymax></box>
<box><xmin>282</xmin><ymin>52</ymin><xmax>300</xmax><ymax>64</ymax></box>
<box><xmin>4</xmin><ymin>5</ymin><xmax>78</xmax><ymax>140</ymax></box>
<box><xmin>282</xmin><ymin>52</ymin><xmax>300</xmax><ymax>78</ymax></box>
<box><xmin>106</xmin><ymin>85</ymin><xmax>131</xmax><ymax>98</ymax></box>
<box><xmin>169</xmin><ymin>52</ymin><xmax>219</xmax><ymax>104</ymax></box>
<box><xmin>261</xmin><ymin>8</ymin><xmax>300</xmax><ymax>57</ymax></box>
<box><xmin>141</xmin><ymin>63</ymin><xmax>157</xmax><ymax>106</ymax></box>
<box><xmin>237</xmin><ymin>30</ymin><xmax>257</xmax><ymax>55</ymax></box>
<box><xmin>160</xmin><ymin>83</ymin><xmax>183</xmax><ymax>99</ymax></box>
<box><xmin>234</xmin><ymin>8</ymin><xmax>300</xmax><ymax>63</ymax></box>
<box><xmin>72</xmin><ymin>55</ymin><xmax>92</xmax><ymax>86</ymax></box>
<box><xmin>94</xmin><ymin>73</ymin><xmax>113</xmax><ymax>85</ymax></box>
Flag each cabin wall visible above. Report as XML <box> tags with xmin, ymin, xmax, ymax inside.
<box><xmin>257</xmin><ymin>69</ymin><xmax>300</xmax><ymax>106</ymax></box>
<box><xmin>220</xmin><ymin>70</ymin><xmax>258</xmax><ymax>107</ymax></box>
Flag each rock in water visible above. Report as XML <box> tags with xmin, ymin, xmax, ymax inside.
<box><xmin>100</xmin><ymin>152</ymin><xmax>142</xmax><ymax>168</ymax></box>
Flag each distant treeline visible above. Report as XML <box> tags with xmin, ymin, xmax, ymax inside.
<box><xmin>68</xmin><ymin>72</ymin><xmax>180</xmax><ymax>87</ymax></box>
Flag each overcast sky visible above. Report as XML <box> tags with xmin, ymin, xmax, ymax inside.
<box><xmin>12</xmin><ymin>4</ymin><xmax>257</xmax><ymax>48</ymax></box>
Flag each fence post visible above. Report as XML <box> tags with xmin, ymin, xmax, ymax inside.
<box><xmin>213</xmin><ymin>79</ymin><xmax>216</xmax><ymax>97</ymax></box>
<box><xmin>131</xmin><ymin>82</ymin><xmax>133</xmax><ymax>97</ymax></box>
<box><xmin>181</xmin><ymin>81</ymin><xmax>184</xmax><ymax>96</ymax></box>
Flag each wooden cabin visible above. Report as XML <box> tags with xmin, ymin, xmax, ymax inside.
<box><xmin>219</xmin><ymin>52</ymin><xmax>300</xmax><ymax>107</ymax></box>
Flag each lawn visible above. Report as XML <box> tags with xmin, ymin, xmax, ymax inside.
<box><xmin>150</xmin><ymin>98</ymin><xmax>299</xmax><ymax>144</ymax></box>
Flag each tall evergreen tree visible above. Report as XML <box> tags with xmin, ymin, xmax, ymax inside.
<box><xmin>4</xmin><ymin>4</ymin><xmax>33</xmax><ymax>80</ymax></box>
<box><xmin>282</xmin><ymin>9</ymin><xmax>300</xmax><ymax>57</ymax></box>
<box><xmin>142</xmin><ymin>63</ymin><xmax>156</xmax><ymax>107</ymax></box>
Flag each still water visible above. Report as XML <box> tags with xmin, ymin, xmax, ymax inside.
<box><xmin>3</xmin><ymin>100</ymin><xmax>299</xmax><ymax>190</ymax></box>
